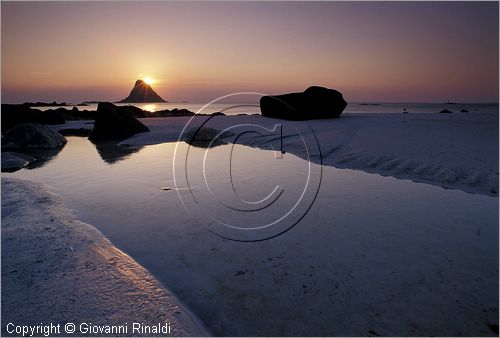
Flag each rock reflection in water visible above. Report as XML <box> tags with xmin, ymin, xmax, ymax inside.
<box><xmin>92</xmin><ymin>140</ymin><xmax>143</xmax><ymax>164</ymax></box>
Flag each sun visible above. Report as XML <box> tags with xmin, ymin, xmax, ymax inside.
<box><xmin>142</xmin><ymin>77</ymin><xmax>155</xmax><ymax>85</ymax></box>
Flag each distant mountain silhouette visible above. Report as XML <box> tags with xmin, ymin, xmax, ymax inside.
<box><xmin>117</xmin><ymin>79</ymin><xmax>167</xmax><ymax>103</ymax></box>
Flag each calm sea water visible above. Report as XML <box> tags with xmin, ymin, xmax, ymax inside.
<box><xmin>35</xmin><ymin>102</ymin><xmax>499</xmax><ymax>115</ymax></box>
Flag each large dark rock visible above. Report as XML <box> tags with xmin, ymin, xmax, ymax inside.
<box><xmin>1</xmin><ymin>104</ymin><xmax>65</xmax><ymax>132</ymax></box>
<box><xmin>260</xmin><ymin>86</ymin><xmax>347</xmax><ymax>120</ymax></box>
<box><xmin>117</xmin><ymin>79</ymin><xmax>167</xmax><ymax>103</ymax></box>
<box><xmin>2</xmin><ymin>123</ymin><xmax>67</xmax><ymax>149</ymax></box>
<box><xmin>89</xmin><ymin>102</ymin><xmax>150</xmax><ymax>141</ymax></box>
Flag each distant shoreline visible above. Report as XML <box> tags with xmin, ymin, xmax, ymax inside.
<box><xmin>2</xmin><ymin>102</ymin><xmax>498</xmax><ymax>118</ymax></box>
<box><xmin>4</xmin><ymin>101</ymin><xmax>498</xmax><ymax>106</ymax></box>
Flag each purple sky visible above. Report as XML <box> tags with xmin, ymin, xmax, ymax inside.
<box><xmin>2</xmin><ymin>1</ymin><xmax>498</xmax><ymax>103</ymax></box>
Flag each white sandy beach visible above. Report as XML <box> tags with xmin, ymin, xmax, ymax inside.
<box><xmin>1</xmin><ymin>177</ymin><xmax>209</xmax><ymax>337</ymax></box>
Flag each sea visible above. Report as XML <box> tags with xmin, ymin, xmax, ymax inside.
<box><xmin>34</xmin><ymin>102</ymin><xmax>499</xmax><ymax>116</ymax></box>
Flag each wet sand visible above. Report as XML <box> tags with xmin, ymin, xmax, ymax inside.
<box><xmin>1</xmin><ymin>177</ymin><xmax>209</xmax><ymax>337</ymax></box>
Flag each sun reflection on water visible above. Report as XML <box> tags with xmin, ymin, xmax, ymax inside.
<box><xmin>142</xmin><ymin>104</ymin><xmax>158</xmax><ymax>112</ymax></box>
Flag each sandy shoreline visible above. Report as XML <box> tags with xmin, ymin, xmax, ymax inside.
<box><xmin>55</xmin><ymin>111</ymin><xmax>498</xmax><ymax>196</ymax></box>
<box><xmin>1</xmin><ymin>177</ymin><xmax>209</xmax><ymax>337</ymax></box>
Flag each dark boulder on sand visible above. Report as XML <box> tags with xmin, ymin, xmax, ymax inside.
<box><xmin>89</xmin><ymin>102</ymin><xmax>150</xmax><ymax>141</ymax></box>
<box><xmin>260</xmin><ymin>86</ymin><xmax>347</xmax><ymax>120</ymax></box>
<box><xmin>2</xmin><ymin>123</ymin><xmax>67</xmax><ymax>149</ymax></box>
<box><xmin>439</xmin><ymin>109</ymin><xmax>453</xmax><ymax>114</ymax></box>
<box><xmin>117</xmin><ymin>79</ymin><xmax>167</xmax><ymax>103</ymax></box>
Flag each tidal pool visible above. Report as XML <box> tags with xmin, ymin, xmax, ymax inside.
<box><xmin>4</xmin><ymin>137</ymin><xmax>498</xmax><ymax>336</ymax></box>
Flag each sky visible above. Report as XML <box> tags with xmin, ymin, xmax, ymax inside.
<box><xmin>1</xmin><ymin>1</ymin><xmax>498</xmax><ymax>103</ymax></box>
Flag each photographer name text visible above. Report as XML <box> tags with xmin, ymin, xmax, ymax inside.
<box><xmin>5</xmin><ymin>322</ymin><xmax>172</xmax><ymax>336</ymax></box>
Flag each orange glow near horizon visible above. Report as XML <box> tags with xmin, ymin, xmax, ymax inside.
<box><xmin>1</xmin><ymin>2</ymin><xmax>498</xmax><ymax>103</ymax></box>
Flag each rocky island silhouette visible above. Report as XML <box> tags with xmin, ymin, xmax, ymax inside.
<box><xmin>117</xmin><ymin>79</ymin><xmax>167</xmax><ymax>103</ymax></box>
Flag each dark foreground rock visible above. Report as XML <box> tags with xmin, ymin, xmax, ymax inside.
<box><xmin>89</xmin><ymin>102</ymin><xmax>150</xmax><ymax>141</ymax></box>
<box><xmin>2</xmin><ymin>123</ymin><xmax>67</xmax><ymax>149</ymax></box>
<box><xmin>1</xmin><ymin>104</ymin><xmax>65</xmax><ymax>132</ymax></box>
<box><xmin>58</xmin><ymin>128</ymin><xmax>92</xmax><ymax>137</ymax></box>
<box><xmin>260</xmin><ymin>86</ymin><xmax>347</xmax><ymax>120</ymax></box>
<box><xmin>1</xmin><ymin>152</ymin><xmax>35</xmax><ymax>172</ymax></box>
<box><xmin>439</xmin><ymin>109</ymin><xmax>453</xmax><ymax>114</ymax></box>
